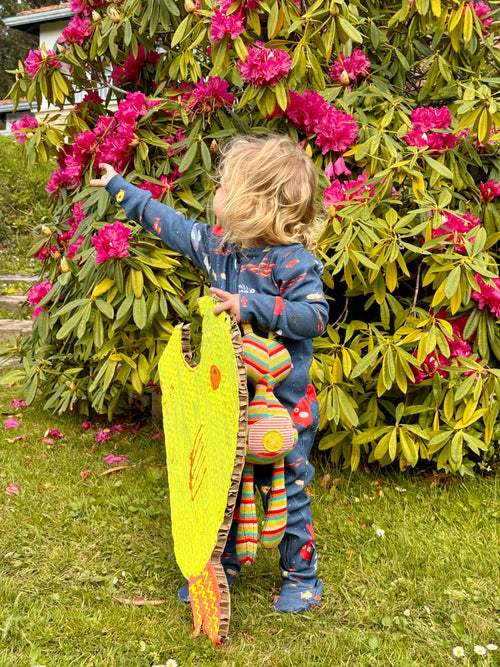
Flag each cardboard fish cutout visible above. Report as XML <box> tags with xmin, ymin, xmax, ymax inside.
<box><xmin>158</xmin><ymin>297</ymin><xmax>247</xmax><ymax>644</ymax></box>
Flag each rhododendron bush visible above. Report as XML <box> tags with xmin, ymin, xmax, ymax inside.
<box><xmin>6</xmin><ymin>0</ymin><xmax>500</xmax><ymax>473</ymax></box>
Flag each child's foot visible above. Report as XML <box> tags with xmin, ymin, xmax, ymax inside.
<box><xmin>177</xmin><ymin>567</ymin><xmax>239</xmax><ymax>603</ymax></box>
<box><xmin>272</xmin><ymin>578</ymin><xmax>323</xmax><ymax>613</ymax></box>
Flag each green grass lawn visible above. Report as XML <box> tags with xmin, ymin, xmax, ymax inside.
<box><xmin>0</xmin><ymin>384</ymin><xmax>498</xmax><ymax>667</ymax></box>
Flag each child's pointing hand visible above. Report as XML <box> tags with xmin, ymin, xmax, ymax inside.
<box><xmin>89</xmin><ymin>163</ymin><xmax>119</xmax><ymax>188</ymax></box>
<box><xmin>210</xmin><ymin>287</ymin><xmax>241</xmax><ymax>322</ymax></box>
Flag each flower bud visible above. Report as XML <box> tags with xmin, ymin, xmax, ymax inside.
<box><xmin>330</xmin><ymin>2</ymin><xmax>339</xmax><ymax>16</ymax></box>
<box><xmin>25</xmin><ymin>132</ymin><xmax>34</xmax><ymax>140</ymax></box>
<box><xmin>56</xmin><ymin>44</ymin><xmax>66</xmax><ymax>54</ymax></box>
<box><xmin>41</xmin><ymin>225</ymin><xmax>52</xmax><ymax>236</ymax></box>
<box><xmin>108</xmin><ymin>7</ymin><xmax>121</xmax><ymax>23</ymax></box>
<box><xmin>60</xmin><ymin>257</ymin><xmax>70</xmax><ymax>273</ymax></box>
<box><xmin>305</xmin><ymin>143</ymin><xmax>313</xmax><ymax>157</ymax></box>
<box><xmin>92</xmin><ymin>10</ymin><xmax>101</xmax><ymax>21</ymax></box>
<box><xmin>51</xmin><ymin>250</ymin><xmax>61</xmax><ymax>260</ymax></box>
<box><xmin>209</xmin><ymin>139</ymin><xmax>219</xmax><ymax>155</ymax></box>
<box><xmin>185</xmin><ymin>0</ymin><xmax>197</xmax><ymax>12</ymax></box>
<box><xmin>340</xmin><ymin>69</ymin><xmax>350</xmax><ymax>86</ymax></box>
<box><xmin>128</xmin><ymin>134</ymin><xmax>140</xmax><ymax>148</ymax></box>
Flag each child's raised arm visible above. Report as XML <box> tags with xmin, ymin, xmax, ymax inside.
<box><xmin>89</xmin><ymin>163</ymin><xmax>119</xmax><ymax>188</ymax></box>
<box><xmin>90</xmin><ymin>165</ymin><xmax>215</xmax><ymax>275</ymax></box>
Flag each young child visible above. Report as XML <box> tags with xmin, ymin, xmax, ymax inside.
<box><xmin>90</xmin><ymin>134</ymin><xmax>329</xmax><ymax>613</ymax></box>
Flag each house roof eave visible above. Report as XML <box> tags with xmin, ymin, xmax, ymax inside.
<box><xmin>3</xmin><ymin>7</ymin><xmax>74</xmax><ymax>30</ymax></box>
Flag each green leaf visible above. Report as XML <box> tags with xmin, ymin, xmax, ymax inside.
<box><xmin>423</xmin><ymin>156</ymin><xmax>453</xmax><ymax>180</ymax></box>
<box><xmin>351</xmin><ymin>346</ymin><xmax>381</xmax><ymax>378</ymax></box>
<box><xmin>133</xmin><ymin>295</ymin><xmax>147</xmax><ymax>329</ymax></box>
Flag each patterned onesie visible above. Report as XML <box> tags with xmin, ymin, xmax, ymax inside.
<box><xmin>106</xmin><ymin>175</ymin><xmax>329</xmax><ymax>612</ymax></box>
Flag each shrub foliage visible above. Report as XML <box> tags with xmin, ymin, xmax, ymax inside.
<box><xmin>6</xmin><ymin>0</ymin><xmax>500</xmax><ymax>473</ymax></box>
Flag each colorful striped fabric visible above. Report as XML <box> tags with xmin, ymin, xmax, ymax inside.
<box><xmin>236</xmin><ymin>326</ymin><xmax>298</xmax><ymax>563</ymax></box>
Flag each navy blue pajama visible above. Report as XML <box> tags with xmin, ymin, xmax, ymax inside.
<box><xmin>106</xmin><ymin>176</ymin><xmax>329</xmax><ymax>609</ymax></box>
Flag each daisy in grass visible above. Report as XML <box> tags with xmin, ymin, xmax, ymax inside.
<box><xmin>474</xmin><ymin>646</ymin><xmax>487</xmax><ymax>655</ymax></box>
<box><xmin>452</xmin><ymin>646</ymin><xmax>465</xmax><ymax>657</ymax></box>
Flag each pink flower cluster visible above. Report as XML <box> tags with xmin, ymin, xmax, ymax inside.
<box><xmin>47</xmin><ymin>92</ymin><xmax>154</xmax><ymax>195</ymax></box>
<box><xmin>238</xmin><ymin>41</ymin><xmax>292</xmax><ymax>87</ymax></box>
<box><xmin>430</xmin><ymin>211</ymin><xmax>482</xmax><ymax>253</ymax></box>
<box><xmin>404</xmin><ymin>106</ymin><xmax>459</xmax><ymax>153</ymax></box>
<box><xmin>11</xmin><ymin>114</ymin><xmax>38</xmax><ymax>145</ymax></box>
<box><xmin>286</xmin><ymin>89</ymin><xmax>359</xmax><ymax>156</ymax></box>
<box><xmin>471</xmin><ymin>274</ymin><xmax>500</xmax><ymax>317</ymax></box>
<box><xmin>28</xmin><ymin>279</ymin><xmax>53</xmax><ymax>319</ymax></box>
<box><xmin>469</xmin><ymin>1</ymin><xmax>493</xmax><ymax>30</ymax></box>
<box><xmin>330</xmin><ymin>49</ymin><xmax>371</xmax><ymax>86</ymax></box>
<box><xmin>91</xmin><ymin>221</ymin><xmax>131</xmax><ymax>264</ymax></box>
<box><xmin>24</xmin><ymin>48</ymin><xmax>62</xmax><ymax>78</ymax></box>
<box><xmin>34</xmin><ymin>202</ymin><xmax>85</xmax><ymax>263</ymax></box>
<box><xmin>61</xmin><ymin>14</ymin><xmax>92</xmax><ymax>45</ymax></box>
<box><xmin>137</xmin><ymin>175</ymin><xmax>175</xmax><ymax>200</ymax></box>
<box><xmin>111</xmin><ymin>45</ymin><xmax>160</xmax><ymax>86</ymax></box>
<box><xmin>480</xmin><ymin>179</ymin><xmax>500</xmax><ymax>202</ymax></box>
<box><xmin>324</xmin><ymin>170</ymin><xmax>374</xmax><ymax>207</ymax></box>
<box><xmin>210</xmin><ymin>0</ymin><xmax>261</xmax><ymax>42</ymax></box>
<box><xmin>412</xmin><ymin>312</ymin><xmax>473</xmax><ymax>383</ymax></box>
<box><xmin>69</xmin><ymin>0</ymin><xmax>107</xmax><ymax>14</ymax></box>
<box><xmin>189</xmin><ymin>76</ymin><xmax>235</xmax><ymax>114</ymax></box>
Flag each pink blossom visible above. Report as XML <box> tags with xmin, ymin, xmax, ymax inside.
<box><xmin>10</xmin><ymin>399</ymin><xmax>26</xmax><ymax>408</ymax></box>
<box><xmin>47</xmin><ymin>429</ymin><xmax>64</xmax><ymax>438</ymax></box>
<box><xmin>404</xmin><ymin>106</ymin><xmax>459</xmax><ymax>154</ymax></box>
<box><xmin>286</xmin><ymin>90</ymin><xmax>329</xmax><ymax>135</ymax></box>
<box><xmin>137</xmin><ymin>176</ymin><xmax>174</xmax><ymax>200</ymax></box>
<box><xmin>471</xmin><ymin>274</ymin><xmax>500</xmax><ymax>317</ymax></box>
<box><xmin>479</xmin><ymin>179</ymin><xmax>500</xmax><ymax>202</ymax></box>
<box><xmin>5</xmin><ymin>418</ymin><xmax>19</xmax><ymax>429</ymax></box>
<box><xmin>189</xmin><ymin>76</ymin><xmax>235</xmax><ymax>114</ymax></box>
<box><xmin>469</xmin><ymin>1</ymin><xmax>492</xmax><ymax>29</ymax></box>
<box><xmin>111</xmin><ymin>45</ymin><xmax>160</xmax><ymax>85</ymax></box>
<box><xmin>330</xmin><ymin>49</ymin><xmax>371</xmax><ymax>85</ymax></box>
<box><xmin>430</xmin><ymin>211</ymin><xmax>482</xmax><ymax>253</ymax></box>
<box><xmin>28</xmin><ymin>280</ymin><xmax>53</xmax><ymax>307</ymax></box>
<box><xmin>5</xmin><ymin>483</ymin><xmax>19</xmax><ymax>495</ymax></box>
<box><xmin>324</xmin><ymin>171</ymin><xmax>375</xmax><ymax>207</ymax></box>
<box><xmin>33</xmin><ymin>307</ymin><xmax>45</xmax><ymax>319</ymax></box>
<box><xmin>61</xmin><ymin>14</ymin><xmax>92</xmax><ymax>45</ymax></box>
<box><xmin>411</xmin><ymin>310</ymin><xmax>473</xmax><ymax>383</ymax></box>
<box><xmin>11</xmin><ymin>114</ymin><xmax>38</xmax><ymax>145</ymax></box>
<box><xmin>210</xmin><ymin>7</ymin><xmax>246</xmax><ymax>42</ymax></box>
<box><xmin>24</xmin><ymin>48</ymin><xmax>62</xmax><ymax>78</ymax></box>
<box><xmin>95</xmin><ymin>429</ymin><xmax>111</xmax><ymax>442</ymax></box>
<box><xmin>315</xmin><ymin>107</ymin><xmax>359</xmax><ymax>155</ymax></box>
<box><xmin>82</xmin><ymin>421</ymin><xmax>93</xmax><ymax>429</ymax></box>
<box><xmin>103</xmin><ymin>454</ymin><xmax>130</xmax><ymax>466</ymax></box>
<box><xmin>70</xmin><ymin>0</ymin><xmax>107</xmax><ymax>16</ymax></box>
<box><xmin>238</xmin><ymin>41</ymin><xmax>292</xmax><ymax>87</ymax></box>
<box><xmin>80</xmin><ymin>469</ymin><xmax>91</xmax><ymax>479</ymax></box>
<box><xmin>152</xmin><ymin>431</ymin><xmax>164</xmax><ymax>439</ymax></box>
<box><xmin>332</xmin><ymin>156</ymin><xmax>352</xmax><ymax>176</ymax></box>
<box><xmin>91</xmin><ymin>222</ymin><xmax>131</xmax><ymax>264</ymax></box>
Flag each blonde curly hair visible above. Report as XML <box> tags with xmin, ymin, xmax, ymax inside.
<box><xmin>216</xmin><ymin>134</ymin><xmax>325</xmax><ymax>251</ymax></box>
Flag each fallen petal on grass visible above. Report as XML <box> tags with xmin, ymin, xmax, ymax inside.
<box><xmin>103</xmin><ymin>454</ymin><xmax>130</xmax><ymax>466</ymax></box>
<box><xmin>5</xmin><ymin>483</ymin><xmax>19</xmax><ymax>495</ymax></box>
<box><xmin>10</xmin><ymin>399</ymin><xmax>26</xmax><ymax>408</ymax></box>
<box><xmin>5</xmin><ymin>418</ymin><xmax>19</xmax><ymax>429</ymax></box>
<box><xmin>80</xmin><ymin>470</ymin><xmax>91</xmax><ymax>479</ymax></box>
